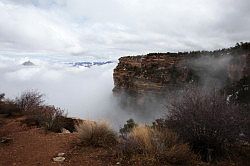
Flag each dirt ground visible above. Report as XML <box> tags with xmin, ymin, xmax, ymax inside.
<box><xmin>0</xmin><ymin>115</ymin><xmax>118</xmax><ymax>166</ymax></box>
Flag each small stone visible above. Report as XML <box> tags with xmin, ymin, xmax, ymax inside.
<box><xmin>53</xmin><ymin>157</ymin><xmax>65</xmax><ymax>162</ymax></box>
<box><xmin>0</xmin><ymin>137</ymin><xmax>13</xmax><ymax>144</ymax></box>
<box><xmin>116</xmin><ymin>162</ymin><xmax>120</xmax><ymax>165</ymax></box>
<box><xmin>61</xmin><ymin>128</ymin><xmax>71</xmax><ymax>134</ymax></box>
<box><xmin>57</xmin><ymin>153</ymin><xmax>65</xmax><ymax>157</ymax></box>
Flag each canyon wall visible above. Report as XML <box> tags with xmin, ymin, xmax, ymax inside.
<box><xmin>113</xmin><ymin>43</ymin><xmax>250</xmax><ymax>99</ymax></box>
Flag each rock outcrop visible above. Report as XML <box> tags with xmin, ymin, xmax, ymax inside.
<box><xmin>113</xmin><ymin>54</ymin><xmax>193</xmax><ymax>94</ymax></box>
<box><xmin>22</xmin><ymin>61</ymin><xmax>35</xmax><ymax>66</ymax></box>
<box><xmin>113</xmin><ymin>43</ymin><xmax>250</xmax><ymax>96</ymax></box>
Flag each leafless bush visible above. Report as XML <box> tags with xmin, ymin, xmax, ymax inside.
<box><xmin>165</xmin><ymin>87</ymin><xmax>246</xmax><ymax>161</ymax></box>
<box><xmin>37</xmin><ymin>106</ymin><xmax>66</xmax><ymax>132</ymax></box>
<box><xmin>76</xmin><ymin>121</ymin><xmax>118</xmax><ymax>147</ymax></box>
<box><xmin>23</xmin><ymin>105</ymin><xmax>67</xmax><ymax>132</ymax></box>
<box><xmin>15</xmin><ymin>90</ymin><xmax>44</xmax><ymax>113</ymax></box>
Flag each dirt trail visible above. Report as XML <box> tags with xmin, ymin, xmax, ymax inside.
<box><xmin>0</xmin><ymin>116</ymin><xmax>116</xmax><ymax>166</ymax></box>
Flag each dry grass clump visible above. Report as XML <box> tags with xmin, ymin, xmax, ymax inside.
<box><xmin>76</xmin><ymin>120</ymin><xmax>118</xmax><ymax>148</ymax></box>
<box><xmin>119</xmin><ymin>125</ymin><xmax>199</xmax><ymax>165</ymax></box>
<box><xmin>129</xmin><ymin>126</ymin><xmax>154</xmax><ymax>153</ymax></box>
<box><xmin>162</xmin><ymin>144</ymin><xmax>197</xmax><ymax>165</ymax></box>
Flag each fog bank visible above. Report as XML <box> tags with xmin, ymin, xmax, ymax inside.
<box><xmin>0</xmin><ymin>54</ymin><xmax>163</xmax><ymax>129</ymax></box>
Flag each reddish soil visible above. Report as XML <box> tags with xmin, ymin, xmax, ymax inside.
<box><xmin>0</xmin><ymin>115</ymin><xmax>117</xmax><ymax>166</ymax></box>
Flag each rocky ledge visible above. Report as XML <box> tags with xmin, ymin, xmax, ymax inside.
<box><xmin>113</xmin><ymin>43</ymin><xmax>250</xmax><ymax>96</ymax></box>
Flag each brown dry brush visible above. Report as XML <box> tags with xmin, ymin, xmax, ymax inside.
<box><xmin>76</xmin><ymin>120</ymin><xmax>118</xmax><ymax>148</ymax></box>
<box><xmin>15</xmin><ymin>90</ymin><xmax>68</xmax><ymax>132</ymax></box>
<box><xmin>25</xmin><ymin>105</ymin><xmax>67</xmax><ymax>132</ymax></box>
<box><xmin>118</xmin><ymin>125</ymin><xmax>199</xmax><ymax>165</ymax></box>
<box><xmin>164</xmin><ymin>87</ymin><xmax>249</xmax><ymax>162</ymax></box>
<box><xmin>0</xmin><ymin>100</ymin><xmax>20</xmax><ymax>117</ymax></box>
<box><xmin>0</xmin><ymin>93</ymin><xmax>20</xmax><ymax>116</ymax></box>
<box><xmin>15</xmin><ymin>90</ymin><xmax>44</xmax><ymax>113</ymax></box>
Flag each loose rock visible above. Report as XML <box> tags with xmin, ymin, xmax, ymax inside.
<box><xmin>61</xmin><ymin>128</ymin><xmax>71</xmax><ymax>134</ymax></box>
<box><xmin>0</xmin><ymin>137</ymin><xmax>13</xmax><ymax>144</ymax></box>
<box><xmin>53</xmin><ymin>157</ymin><xmax>65</xmax><ymax>162</ymax></box>
<box><xmin>57</xmin><ymin>153</ymin><xmax>65</xmax><ymax>157</ymax></box>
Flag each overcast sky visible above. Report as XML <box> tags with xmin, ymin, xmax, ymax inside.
<box><xmin>0</xmin><ymin>0</ymin><xmax>250</xmax><ymax>58</ymax></box>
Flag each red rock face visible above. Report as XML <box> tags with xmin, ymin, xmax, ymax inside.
<box><xmin>113</xmin><ymin>54</ymin><xmax>192</xmax><ymax>94</ymax></box>
<box><xmin>113</xmin><ymin>43</ymin><xmax>250</xmax><ymax>95</ymax></box>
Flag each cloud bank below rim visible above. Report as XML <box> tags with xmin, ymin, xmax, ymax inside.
<box><xmin>0</xmin><ymin>54</ymin><xmax>164</xmax><ymax>128</ymax></box>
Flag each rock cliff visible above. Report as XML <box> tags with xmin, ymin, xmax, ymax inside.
<box><xmin>113</xmin><ymin>43</ymin><xmax>250</xmax><ymax>97</ymax></box>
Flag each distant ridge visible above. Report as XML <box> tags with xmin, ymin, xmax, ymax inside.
<box><xmin>67</xmin><ymin>61</ymin><xmax>114</xmax><ymax>68</ymax></box>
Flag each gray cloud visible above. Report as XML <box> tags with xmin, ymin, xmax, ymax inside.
<box><xmin>0</xmin><ymin>0</ymin><xmax>249</xmax><ymax>57</ymax></box>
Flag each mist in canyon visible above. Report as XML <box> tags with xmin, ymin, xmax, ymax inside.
<box><xmin>0</xmin><ymin>49</ymin><xmax>240</xmax><ymax>130</ymax></box>
<box><xmin>0</xmin><ymin>54</ymin><xmax>166</xmax><ymax>129</ymax></box>
<box><xmin>0</xmin><ymin>0</ymin><xmax>249</xmax><ymax>129</ymax></box>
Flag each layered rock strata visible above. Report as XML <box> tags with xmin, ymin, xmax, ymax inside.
<box><xmin>113</xmin><ymin>43</ymin><xmax>250</xmax><ymax>96</ymax></box>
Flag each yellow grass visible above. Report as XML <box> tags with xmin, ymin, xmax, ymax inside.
<box><xmin>129</xmin><ymin>125</ymin><xmax>154</xmax><ymax>153</ymax></box>
<box><xmin>121</xmin><ymin>125</ymin><xmax>199</xmax><ymax>165</ymax></box>
<box><xmin>76</xmin><ymin>120</ymin><xmax>118</xmax><ymax>147</ymax></box>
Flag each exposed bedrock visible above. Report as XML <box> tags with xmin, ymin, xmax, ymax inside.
<box><xmin>113</xmin><ymin>43</ymin><xmax>250</xmax><ymax>106</ymax></box>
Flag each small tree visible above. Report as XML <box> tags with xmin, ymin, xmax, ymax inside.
<box><xmin>120</xmin><ymin>119</ymin><xmax>138</xmax><ymax>136</ymax></box>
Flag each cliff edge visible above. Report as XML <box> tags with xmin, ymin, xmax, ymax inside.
<box><xmin>113</xmin><ymin>43</ymin><xmax>250</xmax><ymax>96</ymax></box>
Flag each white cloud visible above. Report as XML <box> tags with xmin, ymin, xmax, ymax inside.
<box><xmin>0</xmin><ymin>1</ymin><xmax>84</xmax><ymax>54</ymax></box>
<box><xmin>0</xmin><ymin>0</ymin><xmax>250</xmax><ymax>57</ymax></box>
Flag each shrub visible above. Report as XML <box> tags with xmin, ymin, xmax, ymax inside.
<box><xmin>162</xmin><ymin>144</ymin><xmax>197</xmax><ymax>165</ymax></box>
<box><xmin>119</xmin><ymin>118</ymin><xmax>137</xmax><ymax>136</ymax></box>
<box><xmin>0</xmin><ymin>93</ymin><xmax>20</xmax><ymax>116</ymax></box>
<box><xmin>37</xmin><ymin>106</ymin><xmax>66</xmax><ymax>132</ymax></box>
<box><xmin>15</xmin><ymin>90</ymin><xmax>44</xmax><ymax>113</ymax></box>
<box><xmin>0</xmin><ymin>91</ymin><xmax>69</xmax><ymax>133</ymax></box>
<box><xmin>15</xmin><ymin>91</ymin><xmax>68</xmax><ymax>132</ymax></box>
<box><xmin>0</xmin><ymin>93</ymin><xmax>5</xmax><ymax>101</ymax></box>
<box><xmin>23</xmin><ymin>105</ymin><xmax>67</xmax><ymax>132</ymax></box>
<box><xmin>76</xmin><ymin>121</ymin><xmax>118</xmax><ymax>148</ymax></box>
<box><xmin>119</xmin><ymin>125</ymin><xmax>199</xmax><ymax>165</ymax></box>
<box><xmin>165</xmin><ymin>88</ymin><xmax>246</xmax><ymax>161</ymax></box>
<box><xmin>0</xmin><ymin>100</ymin><xmax>20</xmax><ymax>116</ymax></box>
